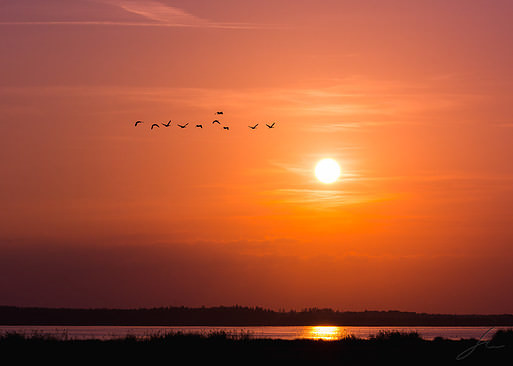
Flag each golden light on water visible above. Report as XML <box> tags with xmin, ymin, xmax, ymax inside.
<box><xmin>307</xmin><ymin>326</ymin><xmax>346</xmax><ymax>340</ymax></box>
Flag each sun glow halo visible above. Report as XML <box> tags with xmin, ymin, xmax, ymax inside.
<box><xmin>315</xmin><ymin>158</ymin><xmax>341</xmax><ymax>184</ymax></box>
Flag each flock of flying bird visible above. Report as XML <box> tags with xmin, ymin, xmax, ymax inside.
<box><xmin>134</xmin><ymin>111</ymin><xmax>277</xmax><ymax>131</ymax></box>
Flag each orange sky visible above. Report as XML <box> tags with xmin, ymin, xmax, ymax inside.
<box><xmin>1</xmin><ymin>0</ymin><xmax>512</xmax><ymax>313</ymax></box>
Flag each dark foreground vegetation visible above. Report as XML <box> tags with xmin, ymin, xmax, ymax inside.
<box><xmin>2</xmin><ymin>305</ymin><xmax>513</xmax><ymax>325</ymax></box>
<box><xmin>1</xmin><ymin>329</ymin><xmax>512</xmax><ymax>365</ymax></box>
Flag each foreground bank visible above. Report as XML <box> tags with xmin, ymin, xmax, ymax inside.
<box><xmin>1</xmin><ymin>329</ymin><xmax>512</xmax><ymax>365</ymax></box>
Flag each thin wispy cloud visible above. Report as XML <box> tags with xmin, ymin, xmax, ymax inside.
<box><xmin>0</xmin><ymin>0</ymin><xmax>267</xmax><ymax>29</ymax></box>
<box><xmin>108</xmin><ymin>0</ymin><xmax>265</xmax><ymax>29</ymax></box>
<box><xmin>265</xmin><ymin>182</ymin><xmax>383</xmax><ymax>208</ymax></box>
<box><xmin>0</xmin><ymin>21</ymin><xmax>199</xmax><ymax>27</ymax></box>
<box><xmin>263</xmin><ymin>174</ymin><xmax>513</xmax><ymax>209</ymax></box>
<box><xmin>268</xmin><ymin>188</ymin><xmax>382</xmax><ymax>207</ymax></box>
<box><xmin>112</xmin><ymin>0</ymin><xmax>203</xmax><ymax>24</ymax></box>
<box><xmin>311</xmin><ymin>121</ymin><xmax>402</xmax><ymax>131</ymax></box>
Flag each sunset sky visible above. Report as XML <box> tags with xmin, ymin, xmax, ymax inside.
<box><xmin>1</xmin><ymin>0</ymin><xmax>513</xmax><ymax>313</ymax></box>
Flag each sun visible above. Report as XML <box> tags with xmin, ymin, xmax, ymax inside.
<box><xmin>315</xmin><ymin>158</ymin><xmax>341</xmax><ymax>184</ymax></box>
<box><xmin>307</xmin><ymin>326</ymin><xmax>345</xmax><ymax>340</ymax></box>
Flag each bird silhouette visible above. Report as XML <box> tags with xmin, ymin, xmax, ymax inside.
<box><xmin>266</xmin><ymin>122</ymin><xmax>276</xmax><ymax>128</ymax></box>
<box><xmin>196</xmin><ymin>124</ymin><xmax>203</xmax><ymax>128</ymax></box>
<box><xmin>212</xmin><ymin>120</ymin><xmax>221</xmax><ymax>124</ymax></box>
<box><xmin>177</xmin><ymin>123</ymin><xmax>189</xmax><ymax>128</ymax></box>
<box><xmin>223</xmin><ymin>126</ymin><xmax>229</xmax><ymax>130</ymax></box>
<box><xmin>162</xmin><ymin>121</ymin><xmax>172</xmax><ymax>127</ymax></box>
<box><xmin>249</xmin><ymin>124</ymin><xmax>258</xmax><ymax>129</ymax></box>
<box><xmin>151</xmin><ymin>123</ymin><xmax>160</xmax><ymax>130</ymax></box>
<box><xmin>134</xmin><ymin>120</ymin><xmax>143</xmax><ymax>126</ymax></box>
<box><xmin>215</xmin><ymin>111</ymin><xmax>224</xmax><ymax>115</ymax></box>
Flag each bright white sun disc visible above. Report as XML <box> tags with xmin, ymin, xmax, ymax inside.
<box><xmin>315</xmin><ymin>158</ymin><xmax>341</xmax><ymax>184</ymax></box>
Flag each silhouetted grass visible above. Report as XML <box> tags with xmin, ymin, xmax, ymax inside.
<box><xmin>1</xmin><ymin>329</ymin><xmax>511</xmax><ymax>365</ymax></box>
<box><xmin>492</xmin><ymin>328</ymin><xmax>513</xmax><ymax>344</ymax></box>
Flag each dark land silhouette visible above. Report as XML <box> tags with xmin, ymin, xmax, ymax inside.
<box><xmin>1</xmin><ymin>329</ymin><xmax>512</xmax><ymax>365</ymax></box>
<box><xmin>1</xmin><ymin>306</ymin><xmax>513</xmax><ymax>326</ymax></box>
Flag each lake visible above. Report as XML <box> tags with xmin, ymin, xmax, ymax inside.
<box><xmin>1</xmin><ymin>325</ymin><xmax>510</xmax><ymax>341</ymax></box>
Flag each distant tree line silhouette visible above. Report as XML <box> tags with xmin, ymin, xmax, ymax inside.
<box><xmin>1</xmin><ymin>306</ymin><xmax>513</xmax><ymax>326</ymax></box>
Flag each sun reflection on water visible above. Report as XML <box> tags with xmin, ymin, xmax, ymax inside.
<box><xmin>306</xmin><ymin>326</ymin><xmax>347</xmax><ymax>340</ymax></box>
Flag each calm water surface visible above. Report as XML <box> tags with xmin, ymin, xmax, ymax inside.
<box><xmin>1</xmin><ymin>326</ymin><xmax>510</xmax><ymax>341</ymax></box>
